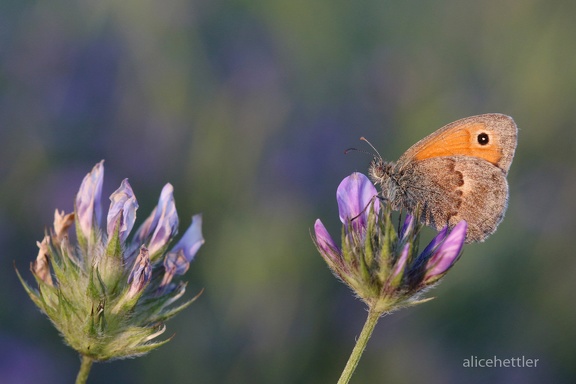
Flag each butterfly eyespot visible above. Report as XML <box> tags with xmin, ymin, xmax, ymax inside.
<box><xmin>477</xmin><ymin>132</ymin><xmax>489</xmax><ymax>145</ymax></box>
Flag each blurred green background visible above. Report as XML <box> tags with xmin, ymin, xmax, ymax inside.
<box><xmin>1</xmin><ymin>0</ymin><xmax>575</xmax><ymax>383</ymax></box>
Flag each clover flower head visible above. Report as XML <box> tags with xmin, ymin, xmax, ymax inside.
<box><xmin>17</xmin><ymin>161</ymin><xmax>205</xmax><ymax>361</ymax></box>
<box><xmin>313</xmin><ymin>172</ymin><xmax>466</xmax><ymax>312</ymax></box>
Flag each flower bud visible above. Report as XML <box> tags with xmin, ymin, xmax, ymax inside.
<box><xmin>161</xmin><ymin>214</ymin><xmax>204</xmax><ymax>289</ymax></box>
<box><xmin>141</xmin><ymin>184</ymin><xmax>179</xmax><ymax>259</ymax></box>
<box><xmin>31</xmin><ymin>236</ymin><xmax>53</xmax><ymax>286</ymax></box>
<box><xmin>53</xmin><ymin>210</ymin><xmax>74</xmax><ymax>244</ymax></box>
<box><xmin>127</xmin><ymin>246</ymin><xmax>152</xmax><ymax>299</ymax></box>
<box><xmin>107</xmin><ymin>179</ymin><xmax>138</xmax><ymax>243</ymax></box>
<box><xmin>75</xmin><ymin>161</ymin><xmax>104</xmax><ymax>246</ymax></box>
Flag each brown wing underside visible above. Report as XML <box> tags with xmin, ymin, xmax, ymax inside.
<box><xmin>395</xmin><ymin>156</ymin><xmax>509</xmax><ymax>243</ymax></box>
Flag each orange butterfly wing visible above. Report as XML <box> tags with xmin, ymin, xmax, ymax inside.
<box><xmin>398</xmin><ymin>114</ymin><xmax>517</xmax><ymax>173</ymax></box>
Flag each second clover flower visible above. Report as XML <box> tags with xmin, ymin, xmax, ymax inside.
<box><xmin>313</xmin><ymin>172</ymin><xmax>467</xmax><ymax>313</ymax></box>
<box><xmin>18</xmin><ymin>161</ymin><xmax>205</xmax><ymax>362</ymax></box>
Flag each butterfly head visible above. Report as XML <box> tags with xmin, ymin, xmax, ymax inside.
<box><xmin>368</xmin><ymin>156</ymin><xmax>394</xmax><ymax>186</ymax></box>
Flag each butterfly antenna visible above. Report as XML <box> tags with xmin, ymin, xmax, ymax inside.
<box><xmin>360</xmin><ymin>137</ymin><xmax>383</xmax><ymax>159</ymax></box>
<box><xmin>344</xmin><ymin>147</ymin><xmax>372</xmax><ymax>156</ymax></box>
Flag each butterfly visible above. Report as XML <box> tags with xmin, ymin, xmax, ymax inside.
<box><xmin>368</xmin><ymin>114</ymin><xmax>517</xmax><ymax>243</ymax></box>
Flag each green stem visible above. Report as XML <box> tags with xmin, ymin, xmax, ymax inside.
<box><xmin>337</xmin><ymin>307</ymin><xmax>383</xmax><ymax>384</ymax></box>
<box><xmin>75</xmin><ymin>355</ymin><xmax>94</xmax><ymax>384</ymax></box>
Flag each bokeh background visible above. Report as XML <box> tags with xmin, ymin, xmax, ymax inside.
<box><xmin>1</xmin><ymin>1</ymin><xmax>575</xmax><ymax>383</ymax></box>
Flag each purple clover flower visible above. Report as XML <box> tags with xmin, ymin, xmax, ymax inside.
<box><xmin>17</xmin><ymin>161</ymin><xmax>205</xmax><ymax>363</ymax></box>
<box><xmin>313</xmin><ymin>172</ymin><xmax>467</xmax><ymax>311</ymax></box>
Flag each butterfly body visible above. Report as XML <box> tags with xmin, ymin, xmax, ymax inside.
<box><xmin>369</xmin><ymin>114</ymin><xmax>517</xmax><ymax>243</ymax></box>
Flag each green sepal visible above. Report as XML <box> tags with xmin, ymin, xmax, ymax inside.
<box><xmin>15</xmin><ymin>265</ymin><xmax>43</xmax><ymax>308</ymax></box>
<box><xmin>376</xmin><ymin>204</ymin><xmax>395</xmax><ymax>285</ymax></box>
<box><xmin>111</xmin><ymin>281</ymin><xmax>149</xmax><ymax>315</ymax></box>
<box><xmin>150</xmin><ymin>288</ymin><xmax>203</xmax><ymax>323</ymax></box>
<box><xmin>127</xmin><ymin>334</ymin><xmax>174</xmax><ymax>356</ymax></box>
<box><xmin>99</xmin><ymin>221</ymin><xmax>125</xmax><ymax>294</ymax></box>
<box><xmin>87</xmin><ymin>266</ymin><xmax>107</xmax><ymax>304</ymax></box>
<box><xmin>132</xmin><ymin>284</ymin><xmax>187</xmax><ymax>323</ymax></box>
<box><xmin>85</xmin><ymin>299</ymin><xmax>107</xmax><ymax>338</ymax></box>
<box><xmin>74</xmin><ymin>202</ymin><xmax>88</xmax><ymax>252</ymax></box>
<box><xmin>363</xmin><ymin>202</ymin><xmax>377</xmax><ymax>270</ymax></box>
<box><xmin>386</xmin><ymin>249</ymin><xmax>408</xmax><ymax>292</ymax></box>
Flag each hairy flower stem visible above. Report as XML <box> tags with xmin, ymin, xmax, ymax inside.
<box><xmin>337</xmin><ymin>307</ymin><xmax>385</xmax><ymax>384</ymax></box>
<box><xmin>75</xmin><ymin>355</ymin><xmax>93</xmax><ymax>384</ymax></box>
